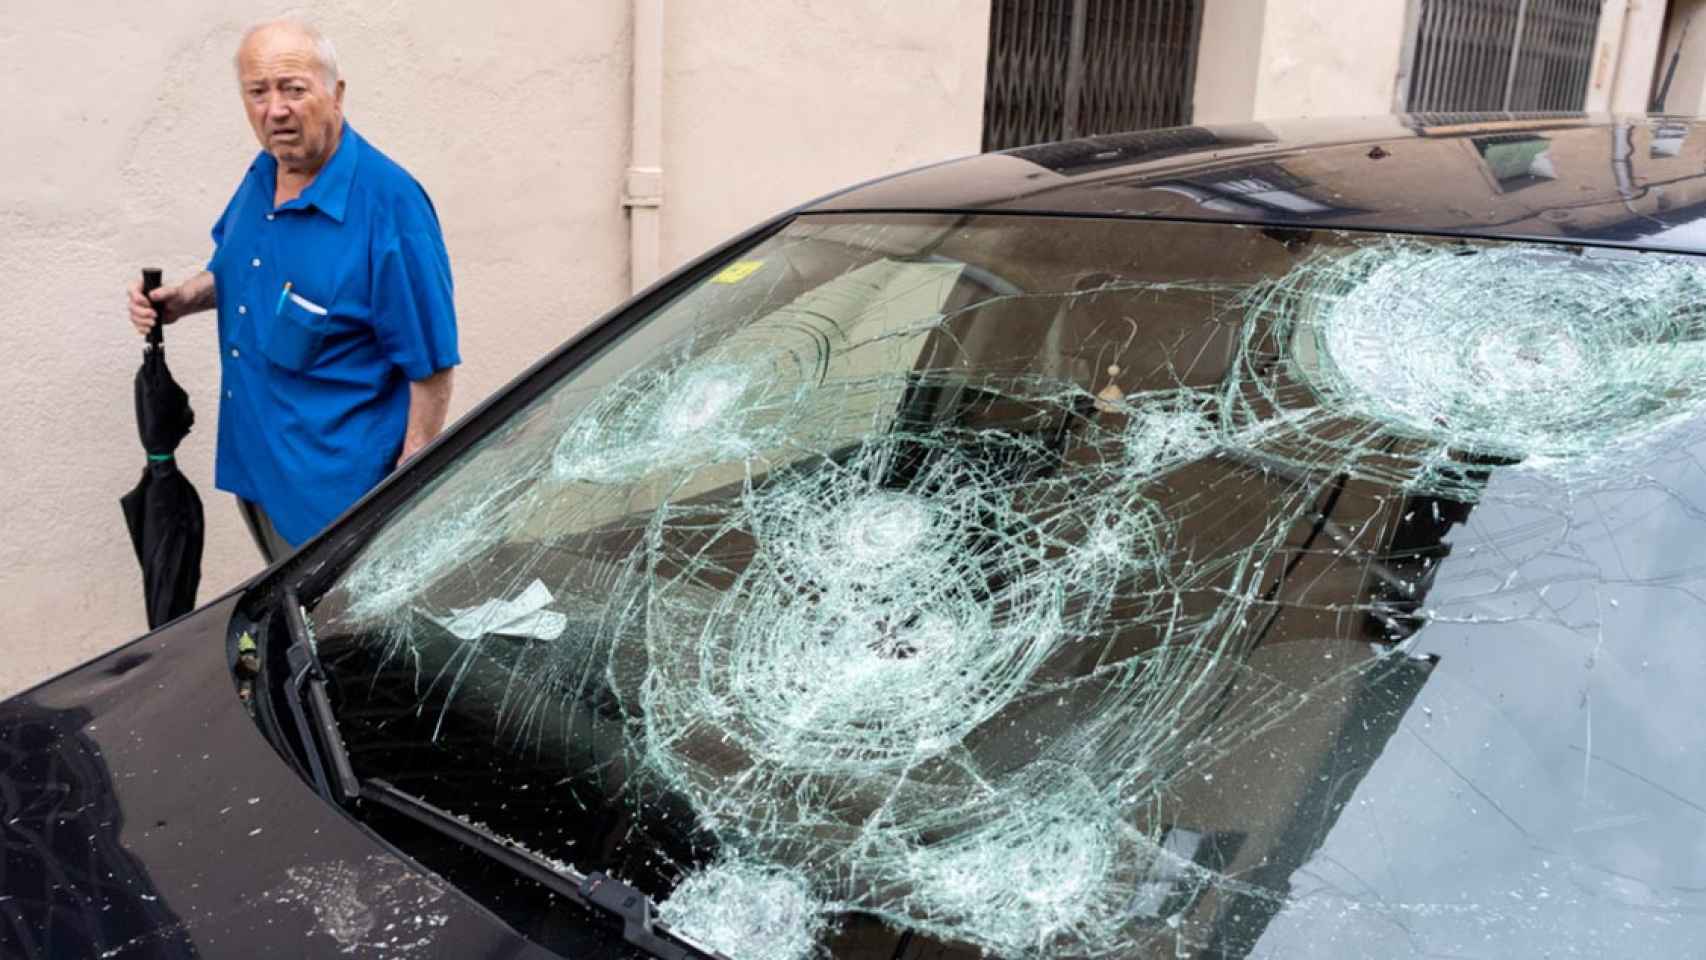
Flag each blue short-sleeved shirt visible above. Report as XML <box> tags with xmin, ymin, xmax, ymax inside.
<box><xmin>208</xmin><ymin>123</ymin><xmax>459</xmax><ymax>547</ymax></box>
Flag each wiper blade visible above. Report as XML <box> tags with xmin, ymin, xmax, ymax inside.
<box><xmin>361</xmin><ymin>779</ymin><xmax>727</xmax><ymax>960</ymax></box>
<box><xmin>271</xmin><ymin>596</ymin><xmax>722</xmax><ymax>959</ymax></box>
<box><xmin>280</xmin><ymin>588</ymin><xmax>360</xmax><ymax>802</ymax></box>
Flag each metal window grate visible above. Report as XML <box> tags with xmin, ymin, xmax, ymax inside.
<box><xmin>982</xmin><ymin>0</ymin><xmax>1203</xmax><ymax>152</ymax></box>
<box><xmin>1404</xmin><ymin>0</ymin><xmax>1604</xmax><ymax>113</ymax></box>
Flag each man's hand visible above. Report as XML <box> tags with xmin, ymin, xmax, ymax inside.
<box><xmin>128</xmin><ymin>270</ymin><xmax>217</xmax><ymax>337</ymax></box>
<box><xmin>399</xmin><ymin>367</ymin><xmax>455</xmax><ymax>465</ymax></box>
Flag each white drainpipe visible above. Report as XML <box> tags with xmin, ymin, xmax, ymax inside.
<box><xmin>625</xmin><ymin>0</ymin><xmax>664</xmax><ymax>294</ymax></box>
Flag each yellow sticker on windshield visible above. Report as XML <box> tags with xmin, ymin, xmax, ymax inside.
<box><xmin>711</xmin><ymin>260</ymin><xmax>765</xmax><ymax>284</ymax></box>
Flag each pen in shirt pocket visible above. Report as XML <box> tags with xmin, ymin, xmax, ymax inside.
<box><xmin>276</xmin><ymin>281</ymin><xmax>329</xmax><ymax>317</ymax></box>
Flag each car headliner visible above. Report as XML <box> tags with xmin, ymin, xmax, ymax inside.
<box><xmin>809</xmin><ymin>114</ymin><xmax>1706</xmax><ymax>256</ymax></box>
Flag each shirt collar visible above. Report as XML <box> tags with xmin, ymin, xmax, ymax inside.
<box><xmin>255</xmin><ymin>121</ymin><xmax>361</xmax><ymax>223</ymax></box>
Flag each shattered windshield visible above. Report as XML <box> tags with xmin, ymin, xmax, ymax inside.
<box><xmin>310</xmin><ymin>214</ymin><xmax>1706</xmax><ymax>958</ymax></box>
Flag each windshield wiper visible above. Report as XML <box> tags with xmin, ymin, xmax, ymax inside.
<box><xmin>361</xmin><ymin>778</ymin><xmax>728</xmax><ymax>960</ymax></box>
<box><xmin>280</xmin><ymin>588</ymin><xmax>360</xmax><ymax>802</ymax></box>
<box><xmin>271</xmin><ymin>591</ymin><xmax>726</xmax><ymax>960</ymax></box>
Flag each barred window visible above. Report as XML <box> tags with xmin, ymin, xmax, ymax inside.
<box><xmin>1403</xmin><ymin>0</ymin><xmax>1605</xmax><ymax>113</ymax></box>
<box><xmin>982</xmin><ymin>0</ymin><xmax>1203</xmax><ymax>152</ymax></box>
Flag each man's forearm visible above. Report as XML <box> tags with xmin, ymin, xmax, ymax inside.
<box><xmin>178</xmin><ymin>270</ymin><xmax>218</xmax><ymax>315</ymax></box>
<box><xmin>400</xmin><ymin>367</ymin><xmax>455</xmax><ymax>464</ymax></box>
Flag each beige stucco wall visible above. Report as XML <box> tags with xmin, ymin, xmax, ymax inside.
<box><xmin>1193</xmin><ymin>0</ymin><xmax>1409</xmax><ymax>122</ymax></box>
<box><xmin>1587</xmin><ymin>0</ymin><xmax>1670</xmax><ymax>112</ymax></box>
<box><xmin>1649</xmin><ymin>0</ymin><xmax>1706</xmax><ymax>113</ymax></box>
<box><xmin>0</xmin><ymin>2</ymin><xmax>988</xmax><ymax>698</ymax></box>
<box><xmin>660</xmin><ymin>0</ymin><xmax>990</xmax><ymax>269</ymax></box>
<box><xmin>1252</xmin><ymin>0</ymin><xmax>1409</xmax><ymax>118</ymax></box>
<box><xmin>1192</xmin><ymin>0</ymin><xmax>1268</xmax><ymax>124</ymax></box>
<box><xmin>1196</xmin><ymin>0</ymin><xmax>1663</xmax><ymax>123</ymax></box>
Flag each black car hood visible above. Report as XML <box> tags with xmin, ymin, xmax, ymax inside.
<box><xmin>0</xmin><ymin>594</ymin><xmax>561</xmax><ymax>959</ymax></box>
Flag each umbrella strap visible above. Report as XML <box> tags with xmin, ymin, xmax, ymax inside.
<box><xmin>148</xmin><ymin>454</ymin><xmax>174</xmax><ymax>462</ymax></box>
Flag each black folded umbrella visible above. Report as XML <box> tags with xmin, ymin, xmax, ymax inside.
<box><xmin>120</xmin><ymin>268</ymin><xmax>205</xmax><ymax>629</ymax></box>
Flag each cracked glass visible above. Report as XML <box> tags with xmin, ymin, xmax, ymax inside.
<box><xmin>308</xmin><ymin>214</ymin><xmax>1706</xmax><ymax>958</ymax></box>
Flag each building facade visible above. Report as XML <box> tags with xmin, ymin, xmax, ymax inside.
<box><xmin>0</xmin><ymin>0</ymin><xmax>1695</xmax><ymax>696</ymax></box>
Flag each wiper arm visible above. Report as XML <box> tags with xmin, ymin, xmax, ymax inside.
<box><xmin>271</xmin><ymin>593</ymin><xmax>723</xmax><ymax>959</ymax></box>
<box><xmin>279</xmin><ymin>588</ymin><xmax>360</xmax><ymax>802</ymax></box>
<box><xmin>360</xmin><ymin>778</ymin><xmax>728</xmax><ymax>960</ymax></box>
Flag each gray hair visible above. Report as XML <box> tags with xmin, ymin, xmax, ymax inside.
<box><xmin>234</xmin><ymin>18</ymin><xmax>341</xmax><ymax>88</ymax></box>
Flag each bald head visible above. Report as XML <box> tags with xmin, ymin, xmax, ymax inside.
<box><xmin>234</xmin><ymin>17</ymin><xmax>346</xmax><ymax>176</ymax></box>
<box><xmin>235</xmin><ymin>18</ymin><xmax>340</xmax><ymax>89</ymax></box>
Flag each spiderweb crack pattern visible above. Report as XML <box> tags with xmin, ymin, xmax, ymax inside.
<box><xmin>1236</xmin><ymin>241</ymin><xmax>1706</xmax><ymax>498</ymax></box>
<box><xmin>657</xmin><ymin>861</ymin><xmax>827</xmax><ymax>960</ymax></box>
<box><xmin>321</xmin><ymin>230</ymin><xmax>1706</xmax><ymax>959</ymax></box>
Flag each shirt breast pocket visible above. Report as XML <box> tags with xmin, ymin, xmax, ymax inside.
<box><xmin>262</xmin><ymin>289</ymin><xmax>331</xmax><ymax>373</ymax></box>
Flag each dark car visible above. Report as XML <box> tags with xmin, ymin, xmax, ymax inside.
<box><xmin>9</xmin><ymin>115</ymin><xmax>1706</xmax><ymax>960</ymax></box>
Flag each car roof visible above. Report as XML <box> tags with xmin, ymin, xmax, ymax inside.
<box><xmin>807</xmin><ymin>114</ymin><xmax>1706</xmax><ymax>256</ymax></box>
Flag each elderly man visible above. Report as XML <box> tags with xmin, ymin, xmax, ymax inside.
<box><xmin>127</xmin><ymin>19</ymin><xmax>458</xmax><ymax>562</ymax></box>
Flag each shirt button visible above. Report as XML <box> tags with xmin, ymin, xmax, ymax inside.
<box><xmin>226</xmin><ymin>390</ymin><xmax>233</xmax><ymax>399</ymax></box>
<box><xmin>265</xmin><ymin>214</ymin><xmax>275</xmax><ymax>221</ymax></box>
<box><xmin>251</xmin><ymin>257</ymin><xmax>261</xmax><ymax>267</ymax></box>
<box><xmin>230</xmin><ymin>348</ymin><xmax>240</xmax><ymax>358</ymax></box>
<box><xmin>238</xmin><ymin>305</ymin><xmax>247</xmax><ymax>315</ymax></box>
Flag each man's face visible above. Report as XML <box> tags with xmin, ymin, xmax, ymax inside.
<box><xmin>237</xmin><ymin>28</ymin><xmax>344</xmax><ymax>173</ymax></box>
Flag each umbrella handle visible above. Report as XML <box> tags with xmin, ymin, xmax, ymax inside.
<box><xmin>142</xmin><ymin>268</ymin><xmax>164</xmax><ymax>348</ymax></box>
